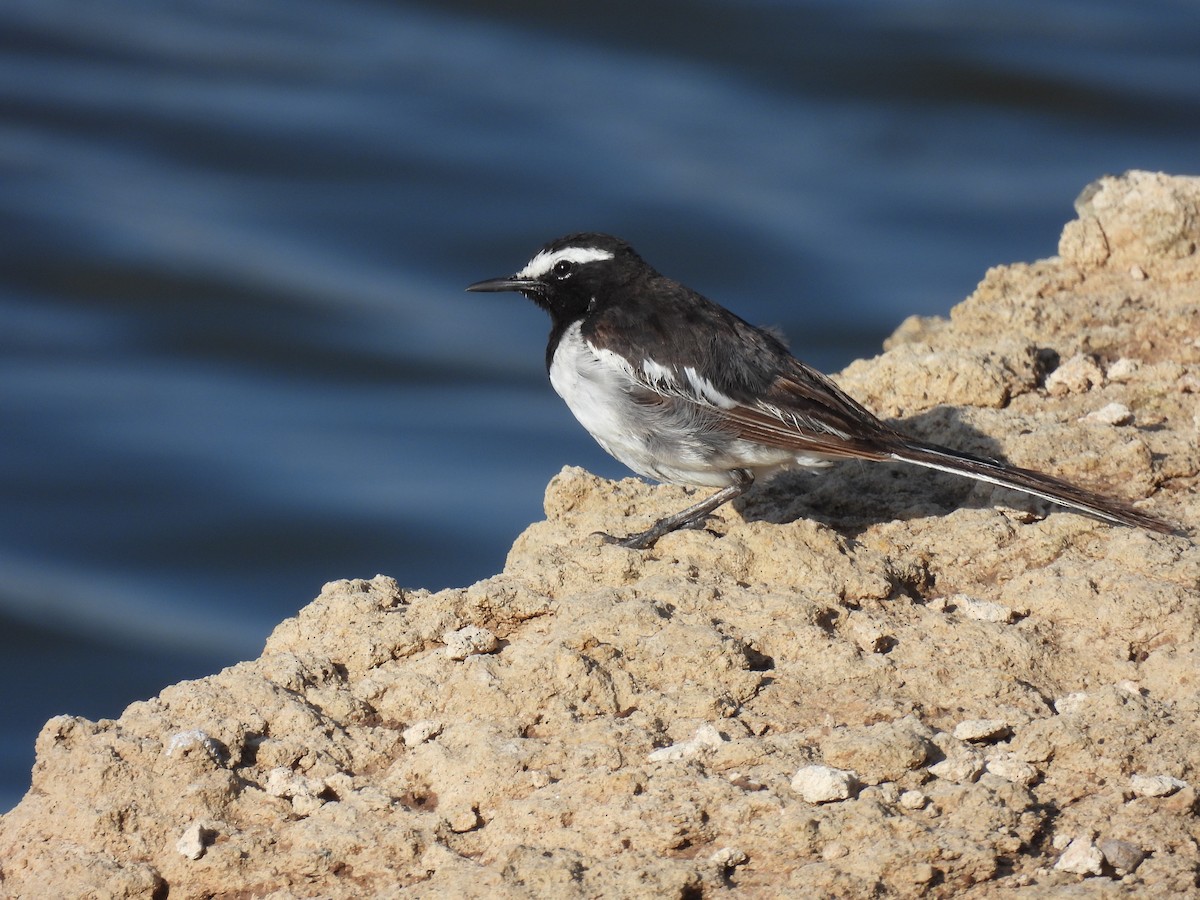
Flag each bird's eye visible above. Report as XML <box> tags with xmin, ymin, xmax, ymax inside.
<box><xmin>553</xmin><ymin>260</ymin><xmax>574</xmax><ymax>278</ymax></box>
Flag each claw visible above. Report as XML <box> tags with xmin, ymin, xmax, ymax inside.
<box><xmin>592</xmin><ymin>529</ymin><xmax>656</xmax><ymax>550</ymax></box>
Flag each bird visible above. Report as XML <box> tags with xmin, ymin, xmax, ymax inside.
<box><xmin>467</xmin><ymin>232</ymin><xmax>1176</xmax><ymax>549</ymax></box>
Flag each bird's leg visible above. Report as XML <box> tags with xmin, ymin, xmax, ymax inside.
<box><xmin>598</xmin><ymin>469</ymin><xmax>754</xmax><ymax>550</ymax></box>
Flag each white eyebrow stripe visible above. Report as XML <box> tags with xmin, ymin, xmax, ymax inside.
<box><xmin>517</xmin><ymin>246</ymin><xmax>615</xmax><ymax>279</ymax></box>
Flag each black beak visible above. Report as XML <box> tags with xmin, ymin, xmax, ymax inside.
<box><xmin>466</xmin><ymin>276</ymin><xmax>545</xmax><ymax>295</ymax></box>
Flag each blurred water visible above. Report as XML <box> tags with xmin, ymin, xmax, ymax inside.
<box><xmin>1</xmin><ymin>0</ymin><xmax>1197</xmax><ymax>811</ymax></box>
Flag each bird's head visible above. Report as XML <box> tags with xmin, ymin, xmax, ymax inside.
<box><xmin>467</xmin><ymin>232</ymin><xmax>646</xmax><ymax>321</ymax></box>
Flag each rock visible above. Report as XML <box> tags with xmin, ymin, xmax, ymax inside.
<box><xmin>1082</xmin><ymin>402</ymin><xmax>1134</xmax><ymax>426</ymax></box>
<box><xmin>943</xmin><ymin>594</ymin><xmax>1020</xmax><ymax>624</ymax></box>
<box><xmin>1098</xmin><ymin>838</ymin><xmax>1145</xmax><ymax>874</ymax></box>
<box><xmin>442</xmin><ymin>624</ymin><xmax>499</xmax><ymax>660</ymax></box>
<box><xmin>953</xmin><ymin>719</ymin><xmax>1012</xmax><ymax>743</ymax></box>
<box><xmin>1053</xmin><ymin>692</ymin><xmax>1090</xmax><ymax>717</ymax></box>
<box><xmin>444</xmin><ymin>804</ymin><xmax>481</xmax><ymax>834</ymax></box>
<box><xmin>1063</xmin><ymin>170</ymin><xmax>1200</xmax><ymax>267</ymax></box>
<box><xmin>176</xmin><ymin>822</ymin><xmax>214</xmax><ymax>861</ymax></box>
<box><xmin>898</xmin><ymin>790</ymin><xmax>928</xmax><ymax>810</ymax></box>
<box><xmin>928</xmin><ymin>733</ymin><xmax>986</xmax><ymax>784</ymax></box>
<box><xmin>165</xmin><ymin>730</ymin><xmax>225</xmax><ymax>766</ymax></box>
<box><xmin>985</xmin><ymin>753</ymin><xmax>1038</xmax><ymax>786</ymax></box>
<box><xmin>709</xmin><ymin>846</ymin><xmax>748</xmax><ymax>870</ymax></box>
<box><xmin>401</xmin><ymin>719</ymin><xmax>443</xmax><ymax>746</ymax></box>
<box><xmin>264</xmin><ymin>767</ymin><xmax>327</xmax><ymax>815</ymax></box>
<box><xmin>1106</xmin><ymin>358</ymin><xmax>1140</xmax><ymax>383</ymax></box>
<box><xmin>791</xmin><ymin>766</ymin><xmax>857</xmax><ymax>804</ymax></box>
<box><xmin>928</xmin><ymin>754</ymin><xmax>984</xmax><ymax>784</ymax></box>
<box><xmin>1054</xmin><ymin>836</ymin><xmax>1105</xmax><ymax>876</ymax></box>
<box><xmin>819</xmin><ymin>717</ymin><xmax>933</xmax><ymax>784</ymax></box>
<box><xmin>647</xmin><ymin>724</ymin><xmax>727</xmax><ymax>762</ymax></box>
<box><xmin>1045</xmin><ymin>354</ymin><xmax>1104</xmax><ymax>396</ymax></box>
<box><xmin>822</xmin><ymin>841</ymin><xmax>850</xmax><ymax>861</ymax></box>
<box><xmin>899</xmin><ymin>862</ymin><xmax>937</xmax><ymax>885</ymax></box>
<box><xmin>1130</xmin><ymin>773</ymin><xmax>1188</xmax><ymax>798</ymax></box>
<box><xmin>845</xmin><ymin>614</ymin><xmax>894</xmax><ymax>654</ymax></box>
<box><xmin>1</xmin><ymin>171</ymin><xmax>1198</xmax><ymax>898</ymax></box>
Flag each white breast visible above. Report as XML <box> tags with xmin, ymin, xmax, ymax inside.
<box><xmin>548</xmin><ymin>324</ymin><xmax>655</xmax><ymax>476</ymax></box>
<box><xmin>548</xmin><ymin>323</ymin><xmax>795</xmax><ymax>486</ymax></box>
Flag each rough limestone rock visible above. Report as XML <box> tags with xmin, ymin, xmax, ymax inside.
<box><xmin>2</xmin><ymin>171</ymin><xmax>1199</xmax><ymax>897</ymax></box>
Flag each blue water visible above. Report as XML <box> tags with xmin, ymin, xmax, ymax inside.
<box><xmin>1</xmin><ymin>0</ymin><xmax>1197</xmax><ymax>811</ymax></box>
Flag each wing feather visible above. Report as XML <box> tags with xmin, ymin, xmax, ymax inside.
<box><xmin>586</xmin><ymin>289</ymin><xmax>898</xmax><ymax>461</ymax></box>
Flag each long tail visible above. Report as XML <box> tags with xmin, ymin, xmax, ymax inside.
<box><xmin>888</xmin><ymin>441</ymin><xmax>1178</xmax><ymax>535</ymax></box>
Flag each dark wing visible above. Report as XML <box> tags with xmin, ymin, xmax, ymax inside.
<box><xmin>581</xmin><ymin>276</ymin><xmax>899</xmax><ymax>460</ymax></box>
<box><xmin>719</xmin><ymin>361</ymin><xmax>898</xmax><ymax>460</ymax></box>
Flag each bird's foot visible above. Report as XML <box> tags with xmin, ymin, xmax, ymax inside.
<box><xmin>593</xmin><ymin>529</ymin><xmax>658</xmax><ymax>550</ymax></box>
<box><xmin>590</xmin><ymin>477</ymin><xmax>752</xmax><ymax>550</ymax></box>
<box><xmin>592</xmin><ymin>515</ymin><xmax>714</xmax><ymax>550</ymax></box>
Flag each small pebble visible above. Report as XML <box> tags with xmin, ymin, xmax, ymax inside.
<box><xmin>1098</xmin><ymin>838</ymin><xmax>1145</xmax><ymax>873</ymax></box>
<box><xmin>791</xmin><ymin>765</ymin><xmax>857</xmax><ymax>803</ymax></box>
<box><xmin>1106</xmin><ymin>358</ymin><xmax>1140</xmax><ymax>382</ymax></box>
<box><xmin>948</xmin><ymin>595</ymin><xmax>1019</xmax><ymax>624</ymax></box>
<box><xmin>900</xmin><ymin>862</ymin><xmax>936</xmax><ymax>885</ymax></box>
<box><xmin>954</xmin><ymin>719</ymin><xmax>1012</xmax><ymax>743</ymax></box>
<box><xmin>323</xmin><ymin>772</ymin><xmax>353</xmax><ymax>798</ymax></box>
<box><xmin>176</xmin><ymin>822</ymin><xmax>214</xmax><ymax>860</ymax></box>
<box><xmin>1130</xmin><ymin>773</ymin><xmax>1188</xmax><ymax>798</ymax></box>
<box><xmin>822</xmin><ymin>842</ymin><xmax>849</xmax><ymax>860</ymax></box>
<box><xmin>986</xmin><ymin>754</ymin><xmax>1038</xmax><ymax>786</ymax></box>
<box><xmin>445</xmin><ymin>804</ymin><xmax>481</xmax><ymax>833</ymax></box>
<box><xmin>402</xmin><ymin>719</ymin><xmax>443</xmax><ymax>746</ymax></box>
<box><xmin>1082</xmin><ymin>402</ymin><xmax>1134</xmax><ymax>426</ymax></box>
<box><xmin>846</xmin><ymin>616</ymin><xmax>893</xmax><ymax>654</ymax></box>
<box><xmin>165</xmin><ymin>730</ymin><xmax>224</xmax><ymax>765</ymax></box>
<box><xmin>728</xmin><ymin>771</ymin><xmax>765</xmax><ymax>792</ymax></box>
<box><xmin>899</xmin><ymin>789</ymin><xmax>928</xmax><ymax>810</ymax></box>
<box><xmin>709</xmin><ymin>846</ymin><xmax>748</xmax><ymax>869</ymax></box>
<box><xmin>443</xmin><ymin>625</ymin><xmax>499</xmax><ymax>660</ymax></box>
<box><xmin>871</xmin><ymin>782</ymin><xmax>900</xmax><ymax>804</ymax></box>
<box><xmin>1129</xmin><ymin>264</ymin><xmax>1147</xmax><ymax>280</ymax></box>
<box><xmin>992</xmin><ymin>828</ymin><xmax>1023</xmax><ymax>855</ymax></box>
<box><xmin>929</xmin><ymin>749</ymin><xmax>984</xmax><ymax>784</ymax></box>
<box><xmin>1053</xmin><ymin>692</ymin><xmax>1089</xmax><ymax>717</ymax></box>
<box><xmin>1045</xmin><ymin>354</ymin><xmax>1104</xmax><ymax>396</ymax></box>
<box><xmin>264</xmin><ymin>767</ymin><xmax>327</xmax><ymax>815</ymax></box>
<box><xmin>647</xmin><ymin>724</ymin><xmax>727</xmax><ymax>762</ymax></box>
<box><xmin>265</xmin><ymin>766</ymin><xmax>314</xmax><ymax>798</ymax></box>
<box><xmin>1054</xmin><ymin>836</ymin><xmax>1104</xmax><ymax>876</ymax></box>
